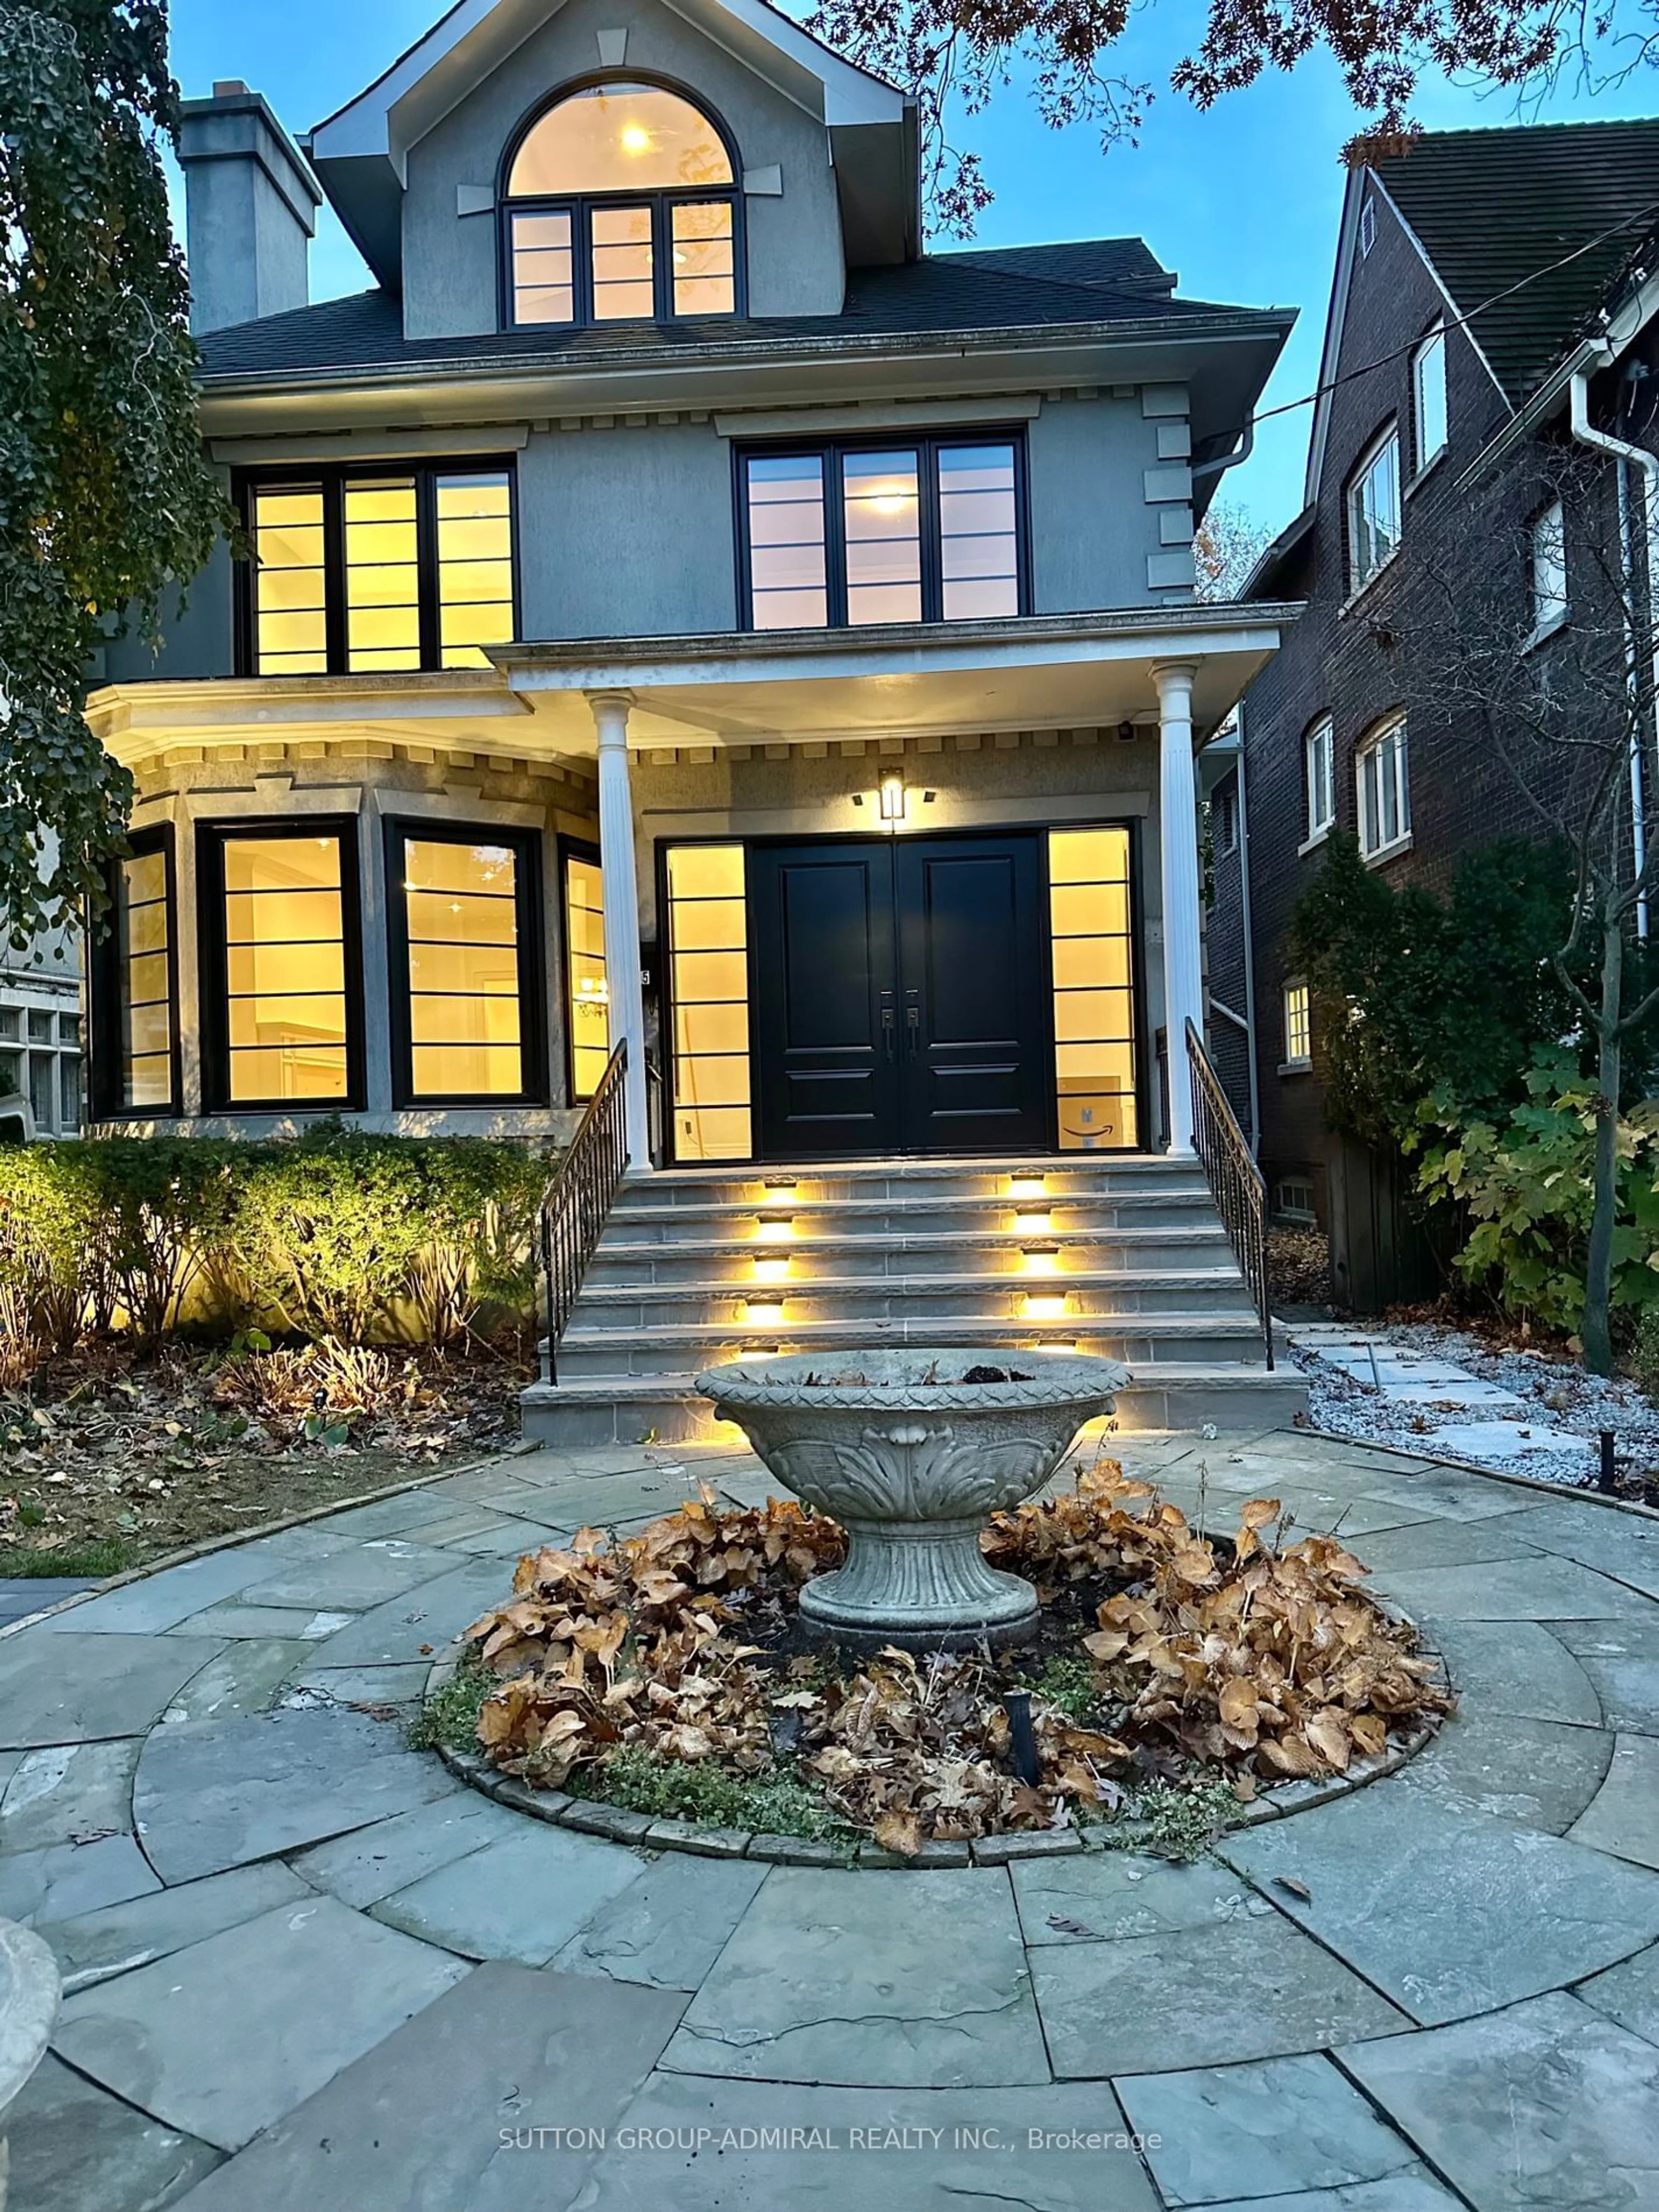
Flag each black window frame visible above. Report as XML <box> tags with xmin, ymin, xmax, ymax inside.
<box><xmin>558</xmin><ymin>836</ymin><xmax>608</xmax><ymax>1106</ymax></box>
<box><xmin>197</xmin><ymin>816</ymin><xmax>367</xmax><ymax>1115</ymax></box>
<box><xmin>498</xmin><ymin>74</ymin><xmax>746</xmax><ymax>333</ymax></box>
<box><xmin>384</xmin><ymin>818</ymin><xmax>548</xmax><ymax>1111</ymax></box>
<box><xmin>734</xmin><ymin>429</ymin><xmax>1033</xmax><ymax>633</ymax></box>
<box><xmin>89</xmin><ymin>823</ymin><xmax>181</xmax><ymax>1122</ymax></box>
<box><xmin>234</xmin><ymin>458</ymin><xmax>520</xmax><ymax>680</ymax></box>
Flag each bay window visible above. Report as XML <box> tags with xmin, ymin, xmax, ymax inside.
<box><xmin>199</xmin><ymin>823</ymin><xmax>362</xmax><ymax>1111</ymax></box>
<box><xmin>388</xmin><ymin>824</ymin><xmax>543</xmax><ymax>1105</ymax></box>
<box><xmin>92</xmin><ymin>829</ymin><xmax>178</xmax><ymax>1116</ymax></box>
<box><xmin>740</xmin><ymin>434</ymin><xmax>1027</xmax><ymax>630</ymax></box>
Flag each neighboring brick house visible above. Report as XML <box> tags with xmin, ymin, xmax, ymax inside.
<box><xmin>1210</xmin><ymin>120</ymin><xmax>1659</xmax><ymax>1305</ymax></box>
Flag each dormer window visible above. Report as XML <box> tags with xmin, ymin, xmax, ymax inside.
<box><xmin>503</xmin><ymin>81</ymin><xmax>740</xmax><ymax>328</ymax></box>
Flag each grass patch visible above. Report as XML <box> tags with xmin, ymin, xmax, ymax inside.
<box><xmin>408</xmin><ymin>1661</ymin><xmax>494</xmax><ymax>1754</ymax></box>
<box><xmin>1032</xmin><ymin>1655</ymin><xmax>1102</xmax><ymax>1724</ymax></box>
<box><xmin>0</xmin><ymin>1540</ymin><xmax>136</xmax><ymax>1580</ymax></box>
<box><xmin>570</xmin><ymin>1743</ymin><xmax>855</xmax><ymax>1844</ymax></box>
<box><xmin>1092</xmin><ymin>1779</ymin><xmax>1242</xmax><ymax>1864</ymax></box>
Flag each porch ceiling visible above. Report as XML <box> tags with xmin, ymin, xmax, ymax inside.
<box><xmin>87</xmin><ymin>601</ymin><xmax>1300</xmax><ymax>772</ymax></box>
<box><xmin>498</xmin><ymin>603</ymin><xmax>1301</xmax><ymax>748</ymax></box>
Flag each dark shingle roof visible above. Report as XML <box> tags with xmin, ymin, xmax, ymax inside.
<box><xmin>1372</xmin><ymin>120</ymin><xmax>1659</xmax><ymax>404</ymax></box>
<box><xmin>197</xmin><ymin>237</ymin><xmax>1269</xmax><ymax>381</ymax></box>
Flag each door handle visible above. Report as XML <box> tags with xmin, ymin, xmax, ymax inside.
<box><xmin>906</xmin><ymin>1003</ymin><xmax>921</xmax><ymax>1059</ymax></box>
<box><xmin>881</xmin><ymin>1006</ymin><xmax>897</xmax><ymax>1061</ymax></box>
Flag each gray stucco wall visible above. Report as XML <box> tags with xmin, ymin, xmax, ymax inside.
<box><xmin>101</xmin><ymin>534</ymin><xmax>236</xmax><ymax>686</ymax></box>
<box><xmin>401</xmin><ymin>0</ymin><xmax>846</xmax><ymax>342</ymax></box>
<box><xmin>516</xmin><ymin>391</ymin><xmax>1181</xmax><ymax>639</ymax></box>
<box><xmin>1028</xmin><ymin>394</ymin><xmax>1179</xmax><ymax>613</ymax></box>
<box><xmin>519</xmin><ymin>417</ymin><xmax>738</xmax><ymax>636</ymax></box>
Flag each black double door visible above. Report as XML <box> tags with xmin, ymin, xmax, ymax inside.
<box><xmin>750</xmin><ymin>833</ymin><xmax>1050</xmax><ymax>1160</ymax></box>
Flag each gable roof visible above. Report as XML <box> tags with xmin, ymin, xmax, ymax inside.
<box><xmin>1370</xmin><ymin>119</ymin><xmax>1659</xmax><ymax>407</ymax></box>
<box><xmin>1302</xmin><ymin>116</ymin><xmax>1659</xmax><ymax>509</ymax></box>
<box><xmin>197</xmin><ymin>237</ymin><xmax>1242</xmax><ymax>380</ymax></box>
<box><xmin>307</xmin><ymin>0</ymin><xmax>913</xmax><ymax>285</ymax></box>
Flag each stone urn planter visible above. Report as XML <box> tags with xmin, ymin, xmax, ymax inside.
<box><xmin>696</xmin><ymin>1348</ymin><xmax>1127</xmax><ymax>1649</ymax></box>
<box><xmin>0</xmin><ymin>1919</ymin><xmax>58</xmax><ymax>2210</ymax></box>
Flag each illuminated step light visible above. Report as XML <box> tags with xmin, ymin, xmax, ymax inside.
<box><xmin>1021</xmin><ymin>1245</ymin><xmax>1062</xmax><ymax>1277</ymax></box>
<box><xmin>1022</xmin><ymin>1292</ymin><xmax>1070</xmax><ymax>1321</ymax></box>
<box><xmin>764</xmin><ymin>1176</ymin><xmax>800</xmax><ymax>1192</ymax></box>
<box><xmin>1033</xmin><ymin>1339</ymin><xmax>1081</xmax><ymax>1355</ymax></box>
<box><xmin>743</xmin><ymin>1300</ymin><xmax>786</xmax><ymax>1325</ymax></box>
<box><xmin>1013</xmin><ymin>1205</ymin><xmax>1053</xmax><ymax>1234</ymax></box>
<box><xmin>1009</xmin><ymin>1175</ymin><xmax>1048</xmax><ymax>1198</ymax></box>
<box><xmin>751</xmin><ymin>1256</ymin><xmax>792</xmax><ymax>1285</ymax></box>
<box><xmin>755</xmin><ymin>1212</ymin><xmax>796</xmax><ymax>1243</ymax></box>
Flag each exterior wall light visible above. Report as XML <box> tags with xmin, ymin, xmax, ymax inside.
<box><xmin>879</xmin><ymin>774</ymin><xmax>906</xmax><ymax>823</ymax></box>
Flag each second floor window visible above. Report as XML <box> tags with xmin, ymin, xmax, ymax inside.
<box><xmin>245</xmin><ymin>465</ymin><xmax>515</xmax><ymax>677</ymax></box>
<box><xmin>1305</xmin><ymin>717</ymin><xmax>1335</xmax><ymax>843</ymax></box>
<box><xmin>1357</xmin><ymin>715</ymin><xmax>1411</xmax><ymax>860</ymax></box>
<box><xmin>741</xmin><ymin>436</ymin><xmax>1026</xmax><ymax>630</ymax></box>
<box><xmin>1346</xmin><ymin>427</ymin><xmax>1400</xmax><ymax>597</ymax></box>
<box><xmin>1411</xmin><ymin>326</ymin><xmax>1447</xmax><ymax>474</ymax></box>
<box><xmin>504</xmin><ymin>82</ymin><xmax>739</xmax><ymax>327</ymax></box>
<box><xmin>1529</xmin><ymin>499</ymin><xmax>1568</xmax><ymax>636</ymax></box>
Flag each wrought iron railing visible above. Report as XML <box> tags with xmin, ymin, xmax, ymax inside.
<box><xmin>539</xmin><ymin>1039</ymin><xmax>631</xmax><ymax>1383</ymax></box>
<box><xmin>1186</xmin><ymin>1020</ymin><xmax>1274</xmax><ymax>1368</ymax></box>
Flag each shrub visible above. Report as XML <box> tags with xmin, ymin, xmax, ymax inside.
<box><xmin>1414</xmin><ymin>1050</ymin><xmax>1659</xmax><ymax>1336</ymax></box>
<box><xmin>0</xmin><ymin>1144</ymin><xmax>105</xmax><ymax>1350</ymax></box>
<box><xmin>0</xmin><ymin>1131</ymin><xmax>556</xmax><ymax>1356</ymax></box>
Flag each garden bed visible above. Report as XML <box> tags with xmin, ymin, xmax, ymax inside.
<box><xmin>422</xmin><ymin>1460</ymin><xmax>1453</xmax><ymax>1860</ymax></box>
<box><xmin>0</xmin><ymin>1340</ymin><xmax>530</xmax><ymax>1576</ymax></box>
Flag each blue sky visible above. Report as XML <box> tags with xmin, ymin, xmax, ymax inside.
<box><xmin>167</xmin><ymin>0</ymin><xmax>1655</xmax><ymax>529</ymax></box>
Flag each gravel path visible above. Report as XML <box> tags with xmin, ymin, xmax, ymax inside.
<box><xmin>1289</xmin><ymin>1319</ymin><xmax>1659</xmax><ymax>1492</ymax></box>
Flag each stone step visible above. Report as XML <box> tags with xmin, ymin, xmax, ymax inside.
<box><xmin>551</xmin><ymin>1312</ymin><xmax>1272</xmax><ymax>1380</ymax></box>
<box><xmin>522</xmin><ymin>1365</ymin><xmax>1309</xmax><ymax>1449</ymax></box>
<box><xmin>568</xmin><ymin>1268</ymin><xmax>1258</xmax><ymax>1328</ymax></box>
<box><xmin>607</xmin><ymin>1189</ymin><xmax>1221</xmax><ymax>1242</ymax></box>
<box><xmin>586</xmin><ymin>1226</ymin><xmax>1234</xmax><ymax>1284</ymax></box>
<box><xmin>612</xmin><ymin>1156</ymin><xmax>1208</xmax><ymax>1210</ymax></box>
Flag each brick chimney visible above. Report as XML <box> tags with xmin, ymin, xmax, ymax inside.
<box><xmin>177</xmin><ymin>83</ymin><xmax>323</xmax><ymax>334</ymax></box>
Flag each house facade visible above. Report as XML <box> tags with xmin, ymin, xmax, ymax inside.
<box><xmin>80</xmin><ymin>0</ymin><xmax>1313</xmax><ymax>1434</ymax></box>
<box><xmin>86</xmin><ymin>0</ymin><xmax>1295</xmax><ymax>1166</ymax></box>
<box><xmin>1211</xmin><ymin>121</ymin><xmax>1659</xmax><ymax>1305</ymax></box>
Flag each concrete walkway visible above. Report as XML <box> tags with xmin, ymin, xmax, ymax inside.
<box><xmin>4</xmin><ymin>1425</ymin><xmax>1659</xmax><ymax>2211</ymax></box>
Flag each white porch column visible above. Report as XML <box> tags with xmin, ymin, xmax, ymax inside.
<box><xmin>1155</xmin><ymin>660</ymin><xmax>1204</xmax><ymax>1154</ymax></box>
<box><xmin>589</xmin><ymin>689</ymin><xmax>650</xmax><ymax>1170</ymax></box>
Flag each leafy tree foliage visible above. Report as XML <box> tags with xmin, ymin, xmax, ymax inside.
<box><xmin>1193</xmin><ymin>500</ymin><xmax>1272</xmax><ymax>602</ymax></box>
<box><xmin>1286</xmin><ymin>834</ymin><xmax>1600</xmax><ymax>1152</ymax></box>
<box><xmin>0</xmin><ymin>0</ymin><xmax>229</xmax><ymax>943</ymax></box>
<box><xmin>811</xmin><ymin>0</ymin><xmax>1606</xmax><ymax>231</ymax></box>
<box><xmin>1289</xmin><ymin>834</ymin><xmax>1659</xmax><ymax>1345</ymax></box>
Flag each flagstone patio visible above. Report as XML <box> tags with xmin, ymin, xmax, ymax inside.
<box><xmin>4</xmin><ymin>1422</ymin><xmax>1659</xmax><ymax>2211</ymax></box>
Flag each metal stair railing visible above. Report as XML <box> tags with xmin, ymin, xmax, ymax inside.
<box><xmin>1186</xmin><ymin>1019</ymin><xmax>1274</xmax><ymax>1368</ymax></box>
<box><xmin>538</xmin><ymin>1039</ymin><xmax>632</xmax><ymax>1384</ymax></box>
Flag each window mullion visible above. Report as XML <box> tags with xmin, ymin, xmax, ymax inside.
<box><xmin>919</xmin><ymin>440</ymin><xmax>944</xmax><ymax>623</ymax></box>
<box><xmin>826</xmin><ymin>445</ymin><xmax>850</xmax><ymax>627</ymax></box>
<box><xmin>416</xmin><ymin>470</ymin><xmax>441</xmax><ymax>671</ymax></box>
<box><xmin>322</xmin><ymin>475</ymin><xmax>348</xmax><ymax>675</ymax></box>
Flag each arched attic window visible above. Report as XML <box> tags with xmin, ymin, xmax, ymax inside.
<box><xmin>503</xmin><ymin>81</ymin><xmax>740</xmax><ymax>327</ymax></box>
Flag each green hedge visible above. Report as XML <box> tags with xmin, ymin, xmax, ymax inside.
<box><xmin>0</xmin><ymin>1129</ymin><xmax>556</xmax><ymax>1354</ymax></box>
